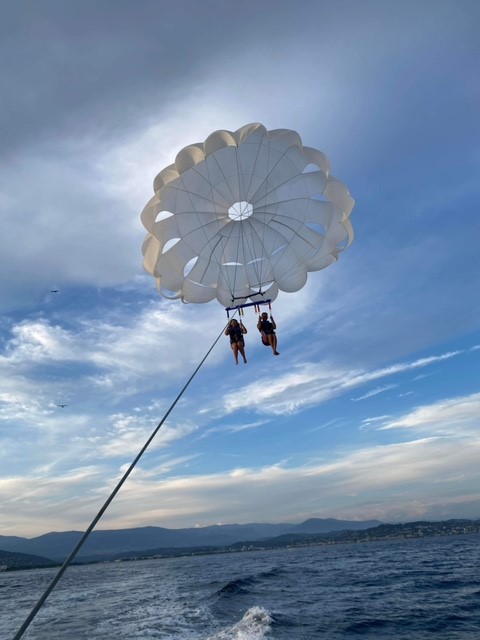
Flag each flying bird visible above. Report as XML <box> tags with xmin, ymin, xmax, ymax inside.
<box><xmin>50</xmin><ymin>289</ymin><xmax>59</xmax><ymax>293</ymax></box>
<box><xmin>57</xmin><ymin>404</ymin><xmax>68</xmax><ymax>408</ymax></box>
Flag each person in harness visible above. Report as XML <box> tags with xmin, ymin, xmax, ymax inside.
<box><xmin>225</xmin><ymin>318</ymin><xmax>248</xmax><ymax>364</ymax></box>
<box><xmin>257</xmin><ymin>312</ymin><xmax>279</xmax><ymax>356</ymax></box>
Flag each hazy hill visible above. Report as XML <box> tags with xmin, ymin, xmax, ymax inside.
<box><xmin>289</xmin><ymin>518</ymin><xmax>381</xmax><ymax>533</ymax></box>
<box><xmin>0</xmin><ymin>518</ymin><xmax>381</xmax><ymax>561</ymax></box>
<box><xmin>0</xmin><ymin>549</ymin><xmax>57</xmax><ymax>571</ymax></box>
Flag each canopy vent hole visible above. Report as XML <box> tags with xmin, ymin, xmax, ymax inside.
<box><xmin>228</xmin><ymin>201</ymin><xmax>253</xmax><ymax>221</ymax></box>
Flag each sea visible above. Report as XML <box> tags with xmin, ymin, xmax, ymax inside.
<box><xmin>1</xmin><ymin>534</ymin><xmax>480</xmax><ymax>640</ymax></box>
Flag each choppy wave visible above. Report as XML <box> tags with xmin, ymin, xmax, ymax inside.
<box><xmin>214</xmin><ymin>565</ymin><xmax>285</xmax><ymax>598</ymax></box>
<box><xmin>214</xmin><ymin>565</ymin><xmax>286</xmax><ymax>603</ymax></box>
<box><xmin>215</xmin><ymin>575</ymin><xmax>258</xmax><ymax>597</ymax></box>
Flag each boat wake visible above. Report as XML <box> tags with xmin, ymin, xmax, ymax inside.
<box><xmin>207</xmin><ymin>606</ymin><xmax>273</xmax><ymax>639</ymax></box>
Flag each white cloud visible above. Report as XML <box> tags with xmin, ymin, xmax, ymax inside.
<box><xmin>219</xmin><ymin>349</ymin><xmax>466</xmax><ymax>416</ymax></box>
<box><xmin>0</xmin><ymin>302</ymin><xmax>227</xmax><ymax>411</ymax></box>
<box><xmin>351</xmin><ymin>383</ymin><xmax>398</xmax><ymax>402</ymax></box>
<box><xmin>379</xmin><ymin>392</ymin><xmax>480</xmax><ymax>435</ymax></box>
<box><xmin>2</xmin><ymin>320</ymin><xmax>79</xmax><ymax>364</ymax></box>
<box><xmin>360</xmin><ymin>415</ymin><xmax>391</xmax><ymax>429</ymax></box>
<box><xmin>95</xmin><ymin>414</ymin><xmax>199</xmax><ymax>458</ymax></box>
<box><xmin>4</xmin><ymin>423</ymin><xmax>480</xmax><ymax>536</ymax></box>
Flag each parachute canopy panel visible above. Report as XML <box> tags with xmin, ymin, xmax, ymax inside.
<box><xmin>141</xmin><ymin>123</ymin><xmax>354</xmax><ymax>306</ymax></box>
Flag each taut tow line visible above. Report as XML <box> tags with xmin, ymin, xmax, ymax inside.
<box><xmin>12</xmin><ymin>323</ymin><xmax>226</xmax><ymax>640</ymax></box>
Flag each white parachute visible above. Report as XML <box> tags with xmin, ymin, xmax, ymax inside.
<box><xmin>141</xmin><ymin>123</ymin><xmax>354</xmax><ymax>307</ymax></box>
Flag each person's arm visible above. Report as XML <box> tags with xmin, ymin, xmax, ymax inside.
<box><xmin>257</xmin><ymin>316</ymin><xmax>262</xmax><ymax>330</ymax></box>
<box><xmin>270</xmin><ymin>315</ymin><xmax>276</xmax><ymax>330</ymax></box>
<box><xmin>224</xmin><ymin>325</ymin><xmax>230</xmax><ymax>336</ymax></box>
<box><xmin>241</xmin><ymin>324</ymin><xmax>248</xmax><ymax>334</ymax></box>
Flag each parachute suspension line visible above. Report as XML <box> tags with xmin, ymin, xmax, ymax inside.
<box><xmin>235</xmin><ymin>140</ymin><xmax>270</xmax><ymax>304</ymax></box>
<box><xmin>258</xmin><ymin>139</ymin><xmax>298</xmax><ymax>293</ymax></box>
<box><xmin>253</xmin><ymin>300</ymin><xmax>272</xmax><ymax>314</ymax></box>
<box><xmin>237</xmin><ymin>134</ymin><xmax>266</xmax><ymax>297</ymax></box>
<box><xmin>203</xmin><ymin>152</ymin><xmax>230</xmax><ymax>284</ymax></box>
<box><xmin>244</xmin><ymin>133</ymin><xmax>270</xmax><ymax>295</ymax></box>
<box><xmin>239</xmin><ymin>210</ymin><xmax>260</xmax><ymax>296</ymax></box>
<box><xmin>176</xmin><ymin>168</ymin><xmax>226</xmax><ymax>297</ymax></box>
<box><xmin>251</xmin><ymin>143</ymin><xmax>297</xmax><ymax>207</ymax></box>
<box><xmin>256</xmin><ymin>132</ymin><xmax>271</xmax><ymax>293</ymax></box>
<box><xmin>232</xmin><ymin>205</ymin><xmax>243</xmax><ymax>302</ymax></box>
<box><xmin>229</xmin><ymin>145</ymin><xmax>249</xmax><ymax>303</ymax></box>
<box><xmin>232</xmin><ymin>131</ymin><xmax>275</xmax><ymax>300</ymax></box>
<box><xmin>241</xmin><ymin>199</ymin><xmax>277</xmax><ymax>299</ymax></box>
<box><xmin>206</xmin><ymin>146</ymin><xmax>240</xmax><ymax>303</ymax></box>
<box><xmin>12</xmin><ymin>325</ymin><xmax>227</xmax><ymax>640</ymax></box>
<box><xmin>217</xmin><ymin>218</ymin><xmax>240</xmax><ymax>306</ymax></box>
<box><xmin>228</xmin><ymin>141</ymin><xmax>257</xmax><ymax>301</ymax></box>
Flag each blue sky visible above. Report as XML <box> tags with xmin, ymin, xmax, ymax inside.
<box><xmin>1</xmin><ymin>0</ymin><xmax>479</xmax><ymax>537</ymax></box>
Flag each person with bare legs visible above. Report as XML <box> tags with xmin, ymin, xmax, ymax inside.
<box><xmin>257</xmin><ymin>312</ymin><xmax>279</xmax><ymax>355</ymax></box>
<box><xmin>225</xmin><ymin>319</ymin><xmax>248</xmax><ymax>364</ymax></box>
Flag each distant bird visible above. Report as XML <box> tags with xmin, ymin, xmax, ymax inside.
<box><xmin>57</xmin><ymin>404</ymin><xmax>68</xmax><ymax>408</ymax></box>
<box><xmin>50</xmin><ymin>289</ymin><xmax>59</xmax><ymax>293</ymax></box>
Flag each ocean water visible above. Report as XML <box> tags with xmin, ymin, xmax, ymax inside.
<box><xmin>1</xmin><ymin>534</ymin><xmax>480</xmax><ymax>639</ymax></box>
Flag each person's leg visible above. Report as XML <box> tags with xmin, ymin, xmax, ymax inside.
<box><xmin>238</xmin><ymin>341</ymin><xmax>247</xmax><ymax>363</ymax></box>
<box><xmin>272</xmin><ymin>334</ymin><xmax>279</xmax><ymax>355</ymax></box>
<box><xmin>231</xmin><ymin>341</ymin><xmax>239</xmax><ymax>364</ymax></box>
<box><xmin>267</xmin><ymin>333</ymin><xmax>277</xmax><ymax>356</ymax></box>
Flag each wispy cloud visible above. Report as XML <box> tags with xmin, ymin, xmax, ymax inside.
<box><xmin>4</xmin><ymin>420</ymin><xmax>480</xmax><ymax>535</ymax></box>
<box><xmin>200</xmin><ymin>419</ymin><xmax>271</xmax><ymax>438</ymax></box>
<box><xmin>0</xmin><ymin>303</ymin><xmax>226</xmax><ymax>410</ymax></box>
<box><xmin>378</xmin><ymin>392</ymin><xmax>480</xmax><ymax>435</ymax></box>
<box><xmin>413</xmin><ymin>372</ymin><xmax>437</xmax><ymax>381</ymax></box>
<box><xmin>220</xmin><ymin>349</ymin><xmax>466</xmax><ymax>416</ymax></box>
<box><xmin>360</xmin><ymin>415</ymin><xmax>392</xmax><ymax>429</ymax></box>
<box><xmin>351</xmin><ymin>384</ymin><xmax>398</xmax><ymax>402</ymax></box>
<box><xmin>94</xmin><ymin>415</ymin><xmax>199</xmax><ymax>458</ymax></box>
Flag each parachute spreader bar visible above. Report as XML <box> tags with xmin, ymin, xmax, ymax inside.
<box><xmin>225</xmin><ymin>299</ymin><xmax>271</xmax><ymax>318</ymax></box>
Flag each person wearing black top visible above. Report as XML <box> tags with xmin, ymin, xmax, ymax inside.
<box><xmin>257</xmin><ymin>312</ymin><xmax>280</xmax><ymax>356</ymax></box>
<box><xmin>225</xmin><ymin>318</ymin><xmax>248</xmax><ymax>364</ymax></box>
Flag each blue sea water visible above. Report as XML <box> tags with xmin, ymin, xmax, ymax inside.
<box><xmin>1</xmin><ymin>534</ymin><xmax>480</xmax><ymax>639</ymax></box>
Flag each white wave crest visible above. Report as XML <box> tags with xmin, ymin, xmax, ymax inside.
<box><xmin>208</xmin><ymin>605</ymin><xmax>273</xmax><ymax>639</ymax></box>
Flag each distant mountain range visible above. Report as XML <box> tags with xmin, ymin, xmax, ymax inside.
<box><xmin>3</xmin><ymin>518</ymin><xmax>478</xmax><ymax>571</ymax></box>
<box><xmin>0</xmin><ymin>518</ymin><xmax>381</xmax><ymax>563</ymax></box>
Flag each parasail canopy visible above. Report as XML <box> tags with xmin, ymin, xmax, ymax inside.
<box><xmin>141</xmin><ymin>123</ymin><xmax>354</xmax><ymax>307</ymax></box>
